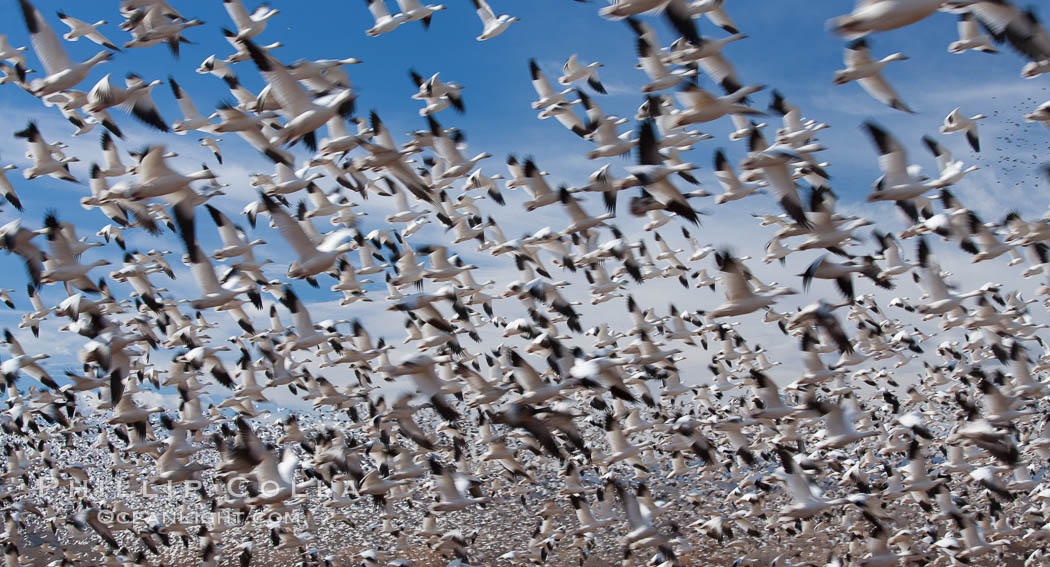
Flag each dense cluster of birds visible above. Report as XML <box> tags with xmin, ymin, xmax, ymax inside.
<box><xmin>1</xmin><ymin>0</ymin><xmax>1050</xmax><ymax>565</ymax></box>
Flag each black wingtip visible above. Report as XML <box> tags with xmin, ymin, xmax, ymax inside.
<box><xmin>529</xmin><ymin>59</ymin><xmax>540</xmax><ymax>79</ymax></box>
<box><xmin>239</xmin><ymin>37</ymin><xmax>272</xmax><ymax>73</ymax></box>
<box><xmin>19</xmin><ymin>0</ymin><xmax>39</xmax><ymax>35</ymax></box>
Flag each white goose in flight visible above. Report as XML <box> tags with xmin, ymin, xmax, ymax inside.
<box><xmin>395</xmin><ymin>0</ymin><xmax>446</xmax><ymax>30</ymax></box>
<box><xmin>861</xmin><ymin>121</ymin><xmax>929</xmax><ymax>203</ymax></box>
<box><xmin>828</xmin><ymin>0</ymin><xmax>978</xmax><ymax>39</ymax></box>
<box><xmin>709</xmin><ymin>251</ymin><xmax>795</xmax><ymax>318</ymax></box>
<box><xmin>240</xmin><ymin>37</ymin><xmax>356</xmax><ymax>151</ymax></box>
<box><xmin>949</xmin><ymin>12</ymin><xmax>998</xmax><ymax>54</ymax></box>
<box><xmin>529</xmin><ymin>59</ymin><xmax>572</xmax><ymax>110</ymax></box>
<box><xmin>56</xmin><ymin>11</ymin><xmax>120</xmax><ymax>51</ymax></box>
<box><xmin>259</xmin><ymin>192</ymin><xmax>356</xmax><ymax>280</ymax></box>
<box><xmin>169</xmin><ymin>77</ymin><xmax>215</xmax><ymax>134</ymax></box>
<box><xmin>600</xmin><ymin>0</ymin><xmax>672</xmax><ymax>20</ymax></box>
<box><xmin>223</xmin><ymin>0</ymin><xmax>279</xmax><ymax>40</ymax></box>
<box><xmin>712</xmin><ymin>148</ymin><xmax>761</xmax><ymax>204</ymax></box>
<box><xmin>940</xmin><ymin>107</ymin><xmax>985</xmax><ymax>152</ymax></box>
<box><xmin>364</xmin><ymin>0</ymin><xmax>407</xmax><ymax>37</ymax></box>
<box><xmin>14</xmin><ymin>122</ymin><xmax>77</xmax><ymax>183</ymax></box>
<box><xmin>834</xmin><ymin>39</ymin><xmax>912</xmax><ymax>113</ymax></box>
<box><xmin>559</xmin><ymin>54</ymin><xmax>606</xmax><ymax>93</ymax></box>
<box><xmin>18</xmin><ymin>0</ymin><xmax>112</xmax><ymax>97</ymax></box>
<box><xmin>471</xmin><ymin>0</ymin><xmax>518</xmax><ymax>40</ymax></box>
<box><xmin>688</xmin><ymin>0</ymin><xmax>739</xmax><ymax>33</ymax></box>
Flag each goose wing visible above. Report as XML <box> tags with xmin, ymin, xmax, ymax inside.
<box><xmin>529</xmin><ymin>59</ymin><xmax>558</xmax><ymax>99</ymax></box>
<box><xmin>471</xmin><ymin>0</ymin><xmax>497</xmax><ymax>24</ymax></box>
<box><xmin>844</xmin><ymin>39</ymin><xmax>873</xmax><ymax>67</ymax></box>
<box><xmin>972</xmin><ymin>2</ymin><xmax>1050</xmax><ymax>61</ymax></box>
<box><xmin>189</xmin><ymin>245</ymin><xmax>222</xmax><ymax>295</ymax></box>
<box><xmin>366</xmin><ymin>0</ymin><xmax>393</xmax><ymax>20</ymax></box>
<box><xmin>170</xmin><ymin>78</ymin><xmax>206</xmax><ymax>120</ymax></box>
<box><xmin>224</xmin><ymin>0</ymin><xmax>254</xmax><ymax>30</ymax></box>
<box><xmin>857</xmin><ymin>73</ymin><xmax>912</xmax><ymax>113</ymax></box>
<box><xmin>19</xmin><ymin>0</ymin><xmax>73</xmax><ymax>77</ymax></box>
<box><xmin>675</xmin><ymin>83</ymin><xmax>718</xmax><ymax>110</ymax></box>
<box><xmin>240</xmin><ymin>38</ymin><xmax>312</xmax><ymax>117</ymax></box>
<box><xmin>863</xmin><ymin>122</ymin><xmax>909</xmax><ymax>181</ymax></box>
<box><xmin>261</xmin><ymin>195</ymin><xmax>317</xmax><ymax>260</ymax></box>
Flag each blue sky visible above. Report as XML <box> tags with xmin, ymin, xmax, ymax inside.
<box><xmin>0</xmin><ymin>0</ymin><xmax>1047</xmax><ymax>410</ymax></box>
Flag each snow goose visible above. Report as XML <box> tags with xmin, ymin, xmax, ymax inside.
<box><xmin>411</xmin><ymin>70</ymin><xmax>464</xmax><ymax>116</ymax></box>
<box><xmin>18</xmin><ymin>0</ymin><xmax>113</xmax><ymax>97</ymax></box>
<box><xmin>86</xmin><ymin>73</ymin><xmax>168</xmax><ymax>132</ymax></box>
<box><xmin>38</xmin><ymin>215</ymin><xmax>109</xmax><ymax>293</ymax></box>
<box><xmin>688</xmin><ymin>0</ymin><xmax>739</xmax><ymax>33</ymax></box>
<box><xmin>252</xmin><ymin>163</ymin><xmax>319</xmax><ymax>196</ymax></box>
<box><xmin>168</xmin><ymin>77</ymin><xmax>215</xmax><ymax>134</ymax></box>
<box><xmin>663</xmin><ymin>33</ymin><xmax>745</xmax><ymax>87</ymax></box>
<box><xmin>529</xmin><ymin>59</ymin><xmax>571</xmax><ymax>110</ymax></box>
<box><xmin>94</xmin><ymin>132</ymin><xmax>128</xmax><ymax>179</ymax></box>
<box><xmin>560</xmin><ymin>54</ymin><xmax>606</xmax><ymax>93</ymax></box>
<box><xmin>625</xmin><ymin>121</ymin><xmax>701</xmax><ymax>224</ymax></box>
<box><xmin>922</xmin><ymin>136</ymin><xmax>979</xmax><ymax>188</ymax></box>
<box><xmin>116</xmin><ymin>145</ymin><xmax>215</xmax><ymax>203</ymax></box>
<box><xmin>828</xmin><ymin>0</ymin><xmax>968</xmax><ymax>39</ymax></box>
<box><xmin>1024</xmin><ymin>100</ymin><xmax>1050</xmax><ymax>126</ymax></box>
<box><xmin>13</xmin><ymin>122</ymin><xmax>77</xmax><ymax>182</ymax></box>
<box><xmin>537</xmin><ymin>101</ymin><xmax>590</xmax><ymax>137</ymax></box>
<box><xmin>611</xmin><ymin>479</ymin><xmax>666</xmax><ymax>548</ymax></box>
<box><xmin>56</xmin><ymin>12</ymin><xmax>120</xmax><ymax>51</ymax></box>
<box><xmin>418</xmin><ymin>244</ymin><xmax>475</xmax><ymax>281</ymax></box>
<box><xmin>0</xmin><ymin>222</ymin><xmax>43</xmax><ymax>287</ymax></box>
<box><xmin>121</xmin><ymin>2</ymin><xmax>205</xmax><ymax>56</ymax></box>
<box><xmin>635</xmin><ymin>36</ymin><xmax>688</xmax><ymax>93</ymax></box>
<box><xmin>713</xmin><ymin>148</ymin><xmax>761</xmax><ymax>204</ymax></box>
<box><xmin>769</xmin><ymin>89</ymin><xmax>826</xmax><ymax>147</ymax></box>
<box><xmin>809</xmin><ymin>397</ymin><xmax>875</xmax><ymax>448</ymax></box>
<box><xmin>0</xmin><ymin>35</ymin><xmax>27</xmax><ymax>68</ymax></box>
<box><xmin>182</xmin><ymin>241</ymin><xmax>260</xmax><ymax>312</ymax></box>
<box><xmin>871</xmin><ymin>231</ymin><xmax>911</xmax><ymax>278</ymax></box>
<box><xmin>834</xmin><ymin>39</ymin><xmax>912</xmax><ymax>113</ymax></box>
<box><xmin>774</xmin><ymin>446</ymin><xmax>843</xmax><ymax>518</ymax></box>
<box><xmin>967</xmin><ymin>0</ymin><xmax>1050</xmax><ymax>63</ymax></box>
<box><xmin>569</xmin><ymin>494</ymin><xmax>615</xmax><ymax>534</ymax></box>
<box><xmin>427</xmin><ymin>456</ymin><xmax>490</xmax><ymax>512</ymax></box>
<box><xmin>396</xmin><ymin>0</ymin><xmax>446</xmax><ymax>29</ymax></box>
<box><xmin>949</xmin><ymin>12</ymin><xmax>998</xmax><ymax>54</ymax></box>
<box><xmin>744</xmin><ymin>369</ymin><xmax>793</xmax><ymax>420</ymax></box>
<box><xmin>967</xmin><ymin>222</ymin><xmax>1021</xmax><ymax>268</ymax></box>
<box><xmin>601</xmin><ymin>0</ymin><xmax>671</xmax><ymax>19</ymax></box>
<box><xmin>428</xmin><ymin>116</ymin><xmax>490</xmax><ymax>180</ymax></box>
<box><xmin>672</xmin><ymin>81</ymin><xmax>762</xmax><ymax>127</ymax></box>
<box><xmin>913</xmin><ymin>238</ymin><xmax>984</xmax><ymax>315</ymax></box>
<box><xmin>0</xmin><ymin>329</ymin><xmax>56</xmax><ymax>391</ymax></box>
<box><xmin>223</xmin><ymin>0</ymin><xmax>278</xmax><ymax>39</ymax></box>
<box><xmin>363</xmin><ymin>0</ymin><xmax>407</xmax><ymax>36</ymax></box>
<box><xmin>259</xmin><ymin>192</ymin><xmax>355</xmax><ymax>279</ymax></box>
<box><xmin>940</xmin><ymin>107</ymin><xmax>985</xmax><ymax>152</ymax></box>
<box><xmin>240</xmin><ymin>38</ymin><xmax>355</xmax><ymax>151</ymax></box>
<box><xmin>517</xmin><ymin>158</ymin><xmax>560</xmax><ymax>211</ymax></box>
<box><xmin>738</xmin><ymin>130</ymin><xmax>820</xmax><ymax>227</ymax></box>
<box><xmin>471</xmin><ymin>0</ymin><xmax>518</xmax><ymax>40</ymax></box>
<box><xmin>354</xmin><ymin>113</ymin><xmax>432</xmax><ymax>201</ymax></box>
<box><xmin>861</xmin><ymin>121</ymin><xmax>929</xmax><ymax>203</ymax></box>
<box><xmin>582</xmin><ymin>113</ymin><xmax>634</xmax><ymax>161</ymax></box>
<box><xmin>558</xmin><ymin>188</ymin><xmax>613</xmax><ymax>235</ymax></box>
<box><xmin>0</xmin><ymin>163</ymin><xmax>21</xmax><ymax>211</ymax></box>
<box><xmin>709</xmin><ymin>250</ymin><xmax>795</xmax><ymax>318</ymax></box>
<box><xmin>204</xmin><ymin>204</ymin><xmax>264</xmax><ymax>262</ymax></box>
